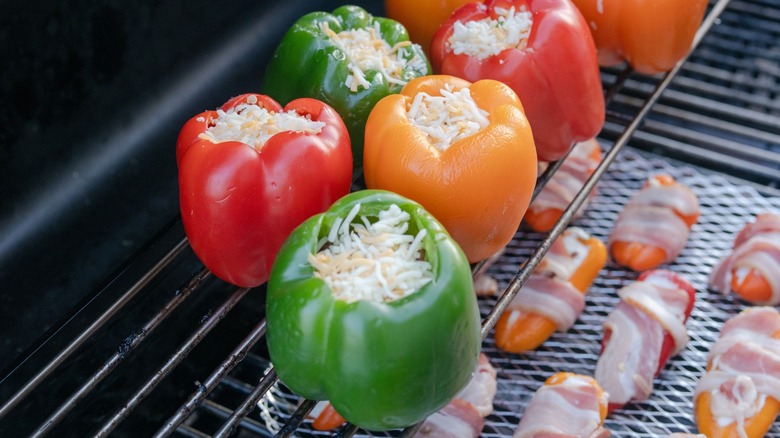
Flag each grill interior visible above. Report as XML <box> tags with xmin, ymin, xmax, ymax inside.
<box><xmin>2</xmin><ymin>0</ymin><xmax>780</xmax><ymax>436</ymax></box>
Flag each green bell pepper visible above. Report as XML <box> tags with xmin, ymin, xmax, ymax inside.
<box><xmin>266</xmin><ymin>190</ymin><xmax>481</xmax><ymax>431</ymax></box>
<box><xmin>262</xmin><ymin>5</ymin><xmax>430</xmax><ymax>171</ymax></box>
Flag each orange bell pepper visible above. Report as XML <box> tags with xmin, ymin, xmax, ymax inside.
<box><xmin>571</xmin><ymin>0</ymin><xmax>708</xmax><ymax>74</ymax></box>
<box><xmin>363</xmin><ymin>75</ymin><xmax>537</xmax><ymax>263</ymax></box>
<box><xmin>384</xmin><ymin>0</ymin><xmax>473</xmax><ymax>55</ymax></box>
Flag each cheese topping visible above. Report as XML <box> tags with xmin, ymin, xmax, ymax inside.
<box><xmin>407</xmin><ymin>84</ymin><xmax>489</xmax><ymax>152</ymax></box>
<box><xmin>321</xmin><ymin>21</ymin><xmax>427</xmax><ymax>92</ymax></box>
<box><xmin>200</xmin><ymin>96</ymin><xmax>325</xmax><ymax>151</ymax></box>
<box><xmin>448</xmin><ymin>7</ymin><xmax>533</xmax><ymax>60</ymax></box>
<box><xmin>308</xmin><ymin>203</ymin><xmax>434</xmax><ymax>303</ymax></box>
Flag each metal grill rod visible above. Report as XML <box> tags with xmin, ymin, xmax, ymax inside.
<box><xmin>93</xmin><ymin>286</ymin><xmax>251</xmax><ymax>437</ymax></box>
<box><xmin>0</xmin><ymin>236</ymin><xmax>190</xmax><ymax>419</ymax></box>
<box><xmin>30</xmin><ymin>267</ymin><xmax>211</xmax><ymax>437</ymax></box>
<box><xmin>155</xmin><ymin>319</ymin><xmax>268</xmax><ymax>436</ymax></box>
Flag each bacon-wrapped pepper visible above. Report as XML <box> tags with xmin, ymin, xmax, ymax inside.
<box><xmin>494</xmin><ymin>227</ymin><xmax>606</xmax><ymax>352</ymax></box>
<box><xmin>709</xmin><ymin>212</ymin><xmax>780</xmax><ymax>305</ymax></box>
<box><xmin>609</xmin><ymin>174</ymin><xmax>700</xmax><ymax>271</ymax></box>
<box><xmin>695</xmin><ymin>307</ymin><xmax>780</xmax><ymax>438</ymax></box>
<box><xmin>595</xmin><ymin>270</ymin><xmax>696</xmax><ymax>412</ymax></box>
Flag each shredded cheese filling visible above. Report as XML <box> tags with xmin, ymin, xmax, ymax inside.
<box><xmin>407</xmin><ymin>84</ymin><xmax>490</xmax><ymax>152</ymax></box>
<box><xmin>308</xmin><ymin>203</ymin><xmax>434</xmax><ymax>303</ymax></box>
<box><xmin>320</xmin><ymin>21</ymin><xmax>427</xmax><ymax>92</ymax></box>
<box><xmin>448</xmin><ymin>7</ymin><xmax>533</xmax><ymax>60</ymax></box>
<box><xmin>200</xmin><ymin>95</ymin><xmax>325</xmax><ymax>151</ymax></box>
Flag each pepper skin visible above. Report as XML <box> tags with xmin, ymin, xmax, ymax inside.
<box><xmin>262</xmin><ymin>5</ymin><xmax>430</xmax><ymax>170</ymax></box>
<box><xmin>384</xmin><ymin>0</ymin><xmax>473</xmax><ymax>55</ymax></box>
<box><xmin>571</xmin><ymin>0</ymin><xmax>708</xmax><ymax>75</ymax></box>
<box><xmin>363</xmin><ymin>75</ymin><xmax>537</xmax><ymax>263</ymax></box>
<box><xmin>177</xmin><ymin>94</ymin><xmax>352</xmax><ymax>287</ymax></box>
<box><xmin>266</xmin><ymin>190</ymin><xmax>481</xmax><ymax>431</ymax></box>
<box><xmin>430</xmin><ymin>0</ymin><xmax>604</xmax><ymax>162</ymax></box>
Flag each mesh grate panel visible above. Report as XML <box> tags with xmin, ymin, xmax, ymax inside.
<box><xmin>244</xmin><ymin>148</ymin><xmax>780</xmax><ymax>437</ymax></box>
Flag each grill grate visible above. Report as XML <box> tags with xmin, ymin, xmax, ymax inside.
<box><xmin>2</xmin><ymin>0</ymin><xmax>780</xmax><ymax>436</ymax></box>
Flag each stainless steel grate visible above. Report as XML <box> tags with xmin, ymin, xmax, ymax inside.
<box><xmin>2</xmin><ymin>0</ymin><xmax>780</xmax><ymax>436</ymax></box>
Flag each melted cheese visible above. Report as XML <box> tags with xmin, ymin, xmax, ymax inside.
<box><xmin>308</xmin><ymin>203</ymin><xmax>434</xmax><ymax>303</ymax></box>
<box><xmin>448</xmin><ymin>7</ymin><xmax>533</xmax><ymax>60</ymax></box>
<box><xmin>321</xmin><ymin>21</ymin><xmax>427</xmax><ymax>92</ymax></box>
<box><xmin>200</xmin><ymin>96</ymin><xmax>325</xmax><ymax>150</ymax></box>
<box><xmin>407</xmin><ymin>84</ymin><xmax>489</xmax><ymax>152</ymax></box>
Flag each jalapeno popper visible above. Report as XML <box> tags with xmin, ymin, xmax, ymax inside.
<box><xmin>494</xmin><ymin>227</ymin><xmax>606</xmax><ymax>353</ymax></box>
<box><xmin>595</xmin><ymin>270</ymin><xmax>696</xmax><ymax>412</ymax></box>
<box><xmin>709</xmin><ymin>213</ymin><xmax>780</xmax><ymax>305</ymax></box>
<box><xmin>525</xmin><ymin>138</ymin><xmax>602</xmax><ymax>233</ymax></box>
<box><xmin>266</xmin><ymin>190</ymin><xmax>481</xmax><ymax>431</ymax></box>
<box><xmin>694</xmin><ymin>307</ymin><xmax>780</xmax><ymax>438</ymax></box>
<box><xmin>177</xmin><ymin>94</ymin><xmax>352</xmax><ymax>287</ymax></box>
<box><xmin>513</xmin><ymin>373</ymin><xmax>610</xmax><ymax>438</ymax></box>
<box><xmin>609</xmin><ymin>174</ymin><xmax>700</xmax><ymax>272</ymax></box>
<box><xmin>363</xmin><ymin>75</ymin><xmax>537</xmax><ymax>263</ymax></box>
<box><xmin>262</xmin><ymin>5</ymin><xmax>430</xmax><ymax>169</ymax></box>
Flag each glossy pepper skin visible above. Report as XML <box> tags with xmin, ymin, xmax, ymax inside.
<box><xmin>363</xmin><ymin>75</ymin><xmax>537</xmax><ymax>263</ymax></box>
<box><xmin>266</xmin><ymin>190</ymin><xmax>481</xmax><ymax>431</ymax></box>
<box><xmin>177</xmin><ymin>94</ymin><xmax>352</xmax><ymax>287</ymax></box>
<box><xmin>384</xmin><ymin>0</ymin><xmax>473</xmax><ymax>55</ymax></box>
<box><xmin>430</xmin><ymin>0</ymin><xmax>604</xmax><ymax>162</ymax></box>
<box><xmin>262</xmin><ymin>5</ymin><xmax>430</xmax><ymax>170</ymax></box>
<box><xmin>571</xmin><ymin>0</ymin><xmax>708</xmax><ymax>75</ymax></box>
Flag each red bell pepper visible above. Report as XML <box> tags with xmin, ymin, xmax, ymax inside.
<box><xmin>430</xmin><ymin>0</ymin><xmax>604</xmax><ymax>162</ymax></box>
<box><xmin>177</xmin><ymin>93</ymin><xmax>352</xmax><ymax>287</ymax></box>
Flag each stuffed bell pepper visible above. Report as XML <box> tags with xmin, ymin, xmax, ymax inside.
<box><xmin>571</xmin><ymin>0</ymin><xmax>708</xmax><ymax>75</ymax></box>
<box><xmin>430</xmin><ymin>0</ymin><xmax>604</xmax><ymax>162</ymax></box>
<box><xmin>363</xmin><ymin>75</ymin><xmax>537</xmax><ymax>263</ymax></box>
<box><xmin>266</xmin><ymin>190</ymin><xmax>482</xmax><ymax>431</ymax></box>
<box><xmin>262</xmin><ymin>5</ymin><xmax>430</xmax><ymax>170</ymax></box>
<box><xmin>177</xmin><ymin>93</ymin><xmax>352</xmax><ymax>287</ymax></box>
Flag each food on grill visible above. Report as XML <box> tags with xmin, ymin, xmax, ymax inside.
<box><xmin>513</xmin><ymin>372</ymin><xmax>609</xmax><ymax>437</ymax></box>
<box><xmin>384</xmin><ymin>0</ymin><xmax>472</xmax><ymax>55</ymax></box>
<box><xmin>595</xmin><ymin>270</ymin><xmax>695</xmax><ymax>412</ymax></box>
<box><xmin>525</xmin><ymin>138</ymin><xmax>603</xmax><ymax>232</ymax></box>
<box><xmin>694</xmin><ymin>306</ymin><xmax>780</xmax><ymax>438</ymax></box>
<box><xmin>570</xmin><ymin>0</ymin><xmax>708</xmax><ymax>75</ymax></box>
<box><xmin>363</xmin><ymin>75</ymin><xmax>537</xmax><ymax>263</ymax></box>
<box><xmin>709</xmin><ymin>212</ymin><xmax>780</xmax><ymax>305</ymax></box>
<box><xmin>494</xmin><ymin>227</ymin><xmax>606</xmax><ymax>352</ymax></box>
<box><xmin>415</xmin><ymin>353</ymin><xmax>498</xmax><ymax>437</ymax></box>
<box><xmin>429</xmin><ymin>0</ymin><xmax>605</xmax><ymax>162</ymax></box>
<box><xmin>262</xmin><ymin>5</ymin><xmax>430</xmax><ymax>169</ymax></box>
<box><xmin>609</xmin><ymin>174</ymin><xmax>700</xmax><ymax>271</ymax></box>
<box><xmin>266</xmin><ymin>190</ymin><xmax>481</xmax><ymax>431</ymax></box>
<box><xmin>310</xmin><ymin>353</ymin><xmax>498</xmax><ymax>434</ymax></box>
<box><xmin>176</xmin><ymin>93</ymin><xmax>352</xmax><ymax>287</ymax></box>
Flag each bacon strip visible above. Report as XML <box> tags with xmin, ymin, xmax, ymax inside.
<box><xmin>709</xmin><ymin>213</ymin><xmax>780</xmax><ymax>305</ymax></box>
<box><xmin>505</xmin><ymin>275</ymin><xmax>586</xmax><ymax>332</ymax></box>
<box><xmin>609</xmin><ymin>180</ymin><xmax>699</xmax><ymax>265</ymax></box>
<box><xmin>595</xmin><ymin>273</ymin><xmax>693</xmax><ymax>407</ymax></box>
<box><xmin>514</xmin><ymin>373</ymin><xmax>610</xmax><ymax>438</ymax></box>
<box><xmin>530</xmin><ymin>139</ymin><xmax>601</xmax><ymax>217</ymax></box>
<box><xmin>415</xmin><ymin>354</ymin><xmax>497</xmax><ymax>438</ymax></box>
